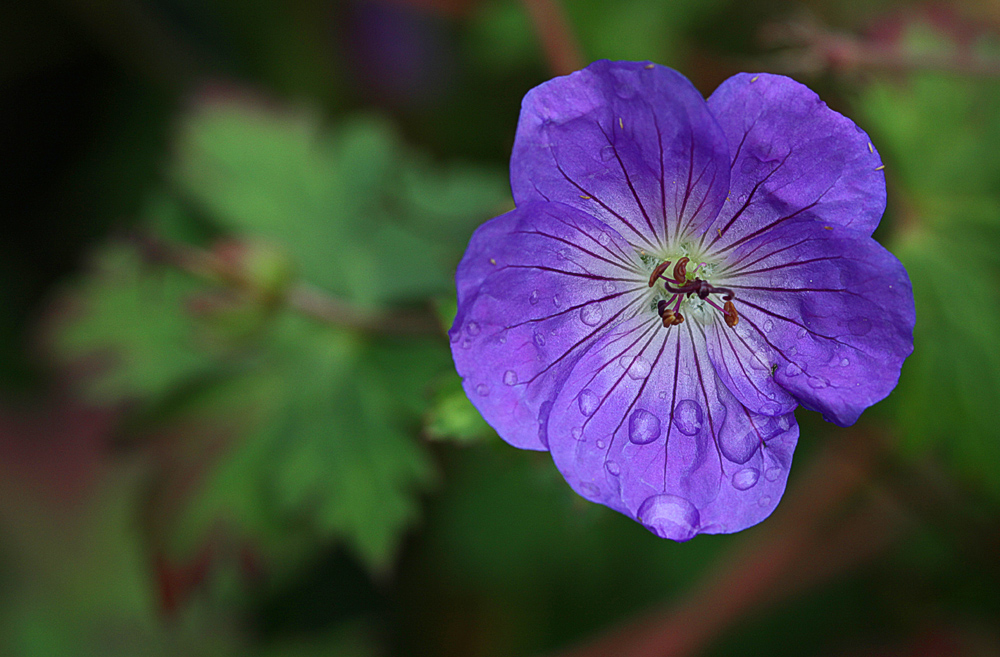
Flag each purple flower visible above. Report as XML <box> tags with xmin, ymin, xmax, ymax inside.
<box><xmin>450</xmin><ymin>61</ymin><xmax>914</xmax><ymax>541</ymax></box>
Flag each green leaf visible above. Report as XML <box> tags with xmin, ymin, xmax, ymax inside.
<box><xmin>49</xmin><ymin>244</ymin><xmax>218</xmax><ymax>403</ymax></box>
<box><xmin>172</xmin><ymin>99</ymin><xmax>508</xmax><ymax>306</ymax></box>
<box><xmin>168</xmin><ymin>315</ymin><xmax>443</xmax><ymax>575</ymax></box>
<box><xmin>425</xmin><ymin>372</ymin><xmax>495</xmax><ymax>444</ymax></box>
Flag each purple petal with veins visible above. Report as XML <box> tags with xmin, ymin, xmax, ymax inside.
<box><xmin>452</xmin><ymin>60</ymin><xmax>914</xmax><ymax>540</ymax></box>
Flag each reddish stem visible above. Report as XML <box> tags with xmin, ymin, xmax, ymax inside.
<box><xmin>520</xmin><ymin>0</ymin><xmax>585</xmax><ymax>76</ymax></box>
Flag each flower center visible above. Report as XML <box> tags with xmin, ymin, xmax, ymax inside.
<box><xmin>647</xmin><ymin>257</ymin><xmax>739</xmax><ymax>329</ymax></box>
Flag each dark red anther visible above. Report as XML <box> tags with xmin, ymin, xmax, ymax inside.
<box><xmin>672</xmin><ymin>257</ymin><xmax>689</xmax><ymax>283</ymax></box>
<box><xmin>724</xmin><ymin>300</ymin><xmax>739</xmax><ymax>328</ymax></box>
<box><xmin>648</xmin><ymin>261</ymin><xmax>671</xmax><ymax>287</ymax></box>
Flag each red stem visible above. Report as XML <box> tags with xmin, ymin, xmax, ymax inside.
<box><xmin>520</xmin><ymin>0</ymin><xmax>585</xmax><ymax>76</ymax></box>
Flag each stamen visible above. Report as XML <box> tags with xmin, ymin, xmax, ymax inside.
<box><xmin>648</xmin><ymin>261</ymin><xmax>671</xmax><ymax>287</ymax></box>
<box><xmin>724</xmin><ymin>300</ymin><xmax>739</xmax><ymax>328</ymax></box>
<box><xmin>661</xmin><ymin>309</ymin><xmax>684</xmax><ymax>327</ymax></box>
<box><xmin>672</xmin><ymin>257</ymin><xmax>689</xmax><ymax>283</ymax></box>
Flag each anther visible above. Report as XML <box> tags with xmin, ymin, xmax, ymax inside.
<box><xmin>648</xmin><ymin>261</ymin><xmax>671</xmax><ymax>287</ymax></box>
<box><xmin>723</xmin><ymin>300</ymin><xmax>739</xmax><ymax>328</ymax></box>
<box><xmin>661</xmin><ymin>309</ymin><xmax>684</xmax><ymax>327</ymax></box>
<box><xmin>672</xmin><ymin>257</ymin><xmax>689</xmax><ymax>284</ymax></box>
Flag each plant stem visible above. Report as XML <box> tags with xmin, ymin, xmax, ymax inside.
<box><xmin>521</xmin><ymin>0</ymin><xmax>585</xmax><ymax>76</ymax></box>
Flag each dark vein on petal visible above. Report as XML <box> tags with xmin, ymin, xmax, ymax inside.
<box><xmin>736</xmin><ymin>298</ymin><xmax>875</xmax><ymax>355</ymax></box>
<box><xmin>702</xmin><ymin>151</ymin><xmax>792</xmax><ymax>252</ymax></box>
<box><xmin>510</xmin><ymin>229</ymin><xmax>639</xmax><ymax>273</ymax></box>
<box><xmin>546</xmin><ymin>212</ymin><xmax>640</xmax><ymax>271</ymax></box>
<box><xmin>653</xmin><ymin>111</ymin><xmax>669</xmax><ymax>241</ymax></box>
<box><xmin>677</xmin><ymin>161</ymin><xmax>718</xmax><ymax>240</ymax></box>
<box><xmin>711</xmin><ymin>198</ymin><xmax>822</xmax><ymax>257</ymax></box>
<box><xmin>554</xmin><ymin>162</ymin><xmax>659</xmax><ymax>251</ymax></box>
<box><xmin>728</xmin><ymin>255</ymin><xmax>844</xmax><ymax>278</ymax></box>
<box><xmin>502</xmin><ymin>265</ymin><xmax>636</xmax><ymax>281</ymax></box>
<box><xmin>603</xmin><ymin>326</ymin><xmax>671</xmax><ymax>453</ymax></box>
<box><xmin>502</xmin><ymin>285</ymin><xmax>645</xmax><ymax>330</ymax></box>
<box><xmin>662</xmin><ymin>335</ymin><xmax>682</xmax><ymax>490</ymax></box>
<box><xmin>715</xmin><ymin>322</ymin><xmax>781</xmax><ymax>412</ymax></box>
<box><xmin>686</xmin><ymin>321</ymin><xmax>725</xmax><ymax>470</ymax></box>
<box><xmin>714</xmin><ymin>236</ymin><xmax>815</xmax><ymax>279</ymax></box>
<box><xmin>675</xmin><ymin>129</ymin><xmax>696</xmax><ymax>243</ymax></box>
<box><xmin>598</xmin><ymin>123</ymin><xmax>660</xmax><ymax>244</ymax></box>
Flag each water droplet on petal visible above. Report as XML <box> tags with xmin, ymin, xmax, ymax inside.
<box><xmin>619</xmin><ymin>356</ymin><xmax>651</xmax><ymax>380</ymax></box>
<box><xmin>840</xmin><ymin>358</ymin><xmax>850</xmax><ymax>367</ymax></box>
<box><xmin>732</xmin><ymin>467</ymin><xmax>760</xmax><ymax>490</ymax></box>
<box><xmin>461</xmin><ymin>338</ymin><xmax>472</xmax><ymax>350</ymax></box>
<box><xmin>758</xmin><ymin>495</ymin><xmax>772</xmax><ymax>507</ymax></box>
<box><xmin>763</xmin><ymin>319</ymin><xmax>774</xmax><ymax>332</ymax></box>
<box><xmin>628</xmin><ymin>409</ymin><xmax>661</xmax><ymax>445</ymax></box>
<box><xmin>672</xmin><ymin>399</ymin><xmax>703</xmax><ymax>436</ymax></box>
<box><xmin>533</xmin><ymin>332</ymin><xmax>546</xmax><ymax>347</ymax></box>
<box><xmin>605</xmin><ymin>461</ymin><xmax>621</xmax><ymax>476</ymax></box>
<box><xmin>784</xmin><ymin>363</ymin><xmax>801</xmax><ymax>377</ymax></box>
<box><xmin>596</xmin><ymin>439</ymin><xmax>606</xmax><ymax>449</ymax></box>
<box><xmin>580</xmin><ymin>304</ymin><xmax>603</xmax><ymax>326</ymax></box>
<box><xmin>797</xmin><ymin>328</ymin><xmax>808</xmax><ymax>339</ymax></box>
<box><xmin>578</xmin><ymin>389</ymin><xmax>599</xmax><ymax>416</ymax></box>
<box><xmin>503</xmin><ymin>370</ymin><xmax>518</xmax><ymax>386</ymax></box>
<box><xmin>556</xmin><ymin>249</ymin><xmax>569</xmax><ymax>260</ymax></box>
<box><xmin>571</xmin><ymin>427</ymin><xmax>583</xmax><ymax>440</ymax></box>
<box><xmin>581</xmin><ymin>482</ymin><xmax>601</xmax><ymax>497</ymax></box>
<box><xmin>449</xmin><ymin>328</ymin><xmax>460</xmax><ymax>343</ymax></box>
<box><xmin>808</xmin><ymin>377</ymin><xmax>828</xmax><ymax>389</ymax></box>
<box><xmin>597</xmin><ymin>232</ymin><xmax>611</xmax><ymax>246</ymax></box>
<box><xmin>778</xmin><ymin>416</ymin><xmax>790</xmax><ymax>430</ymax></box>
<box><xmin>552</xmin><ymin>295</ymin><xmax>561</xmax><ymax>307</ymax></box>
<box><xmin>721</xmin><ymin>430</ymin><xmax>760</xmax><ymax>464</ymax></box>
<box><xmin>764</xmin><ymin>467</ymin><xmax>781</xmax><ymax>482</ymax></box>
<box><xmin>466</xmin><ymin>322</ymin><xmax>480</xmax><ymax>336</ymax></box>
<box><xmin>603</xmin><ymin>281</ymin><xmax>616</xmax><ymax>294</ymax></box>
<box><xmin>637</xmin><ymin>494</ymin><xmax>700</xmax><ymax>541</ymax></box>
<box><xmin>529</xmin><ymin>290</ymin><xmax>539</xmax><ymax>305</ymax></box>
<box><xmin>658</xmin><ymin>391</ymin><xmax>667</xmax><ymax>400</ymax></box>
<box><xmin>600</xmin><ymin>145</ymin><xmax>615</xmax><ymax>161</ymax></box>
<box><xmin>475</xmin><ymin>383</ymin><xmax>490</xmax><ymax>396</ymax></box>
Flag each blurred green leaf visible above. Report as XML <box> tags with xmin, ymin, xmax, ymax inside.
<box><xmin>173</xmin><ymin>98</ymin><xmax>508</xmax><ymax>305</ymax></box>
<box><xmin>425</xmin><ymin>373</ymin><xmax>494</xmax><ymax>444</ymax></box>
<box><xmin>49</xmin><ymin>244</ymin><xmax>218</xmax><ymax>403</ymax></box>
<box><xmin>858</xmin><ymin>72</ymin><xmax>1000</xmax><ymax>500</ymax></box>
<box><xmin>169</xmin><ymin>314</ymin><xmax>443</xmax><ymax>575</ymax></box>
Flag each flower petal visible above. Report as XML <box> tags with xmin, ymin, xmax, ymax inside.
<box><xmin>546</xmin><ymin>314</ymin><xmax>798</xmax><ymax>540</ymax></box>
<box><xmin>717</xmin><ymin>219</ymin><xmax>915</xmax><ymax>426</ymax></box>
<box><xmin>702</xmin><ymin>73</ymin><xmax>885</xmax><ymax>256</ymax></box>
<box><xmin>511</xmin><ymin>60</ymin><xmax>731</xmax><ymax>250</ymax></box>
<box><xmin>451</xmin><ymin>201</ymin><xmax>646</xmax><ymax>450</ymax></box>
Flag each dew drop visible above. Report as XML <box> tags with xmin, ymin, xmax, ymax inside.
<box><xmin>628</xmin><ymin>409</ymin><xmax>661</xmax><ymax>445</ymax></box>
<box><xmin>720</xmin><ymin>430</ymin><xmax>759</xmax><ymax>464</ymax></box>
<box><xmin>784</xmin><ymin>363</ymin><xmax>801</xmax><ymax>377</ymax></box>
<box><xmin>556</xmin><ymin>249</ymin><xmax>569</xmax><ymax>260</ymax></box>
<box><xmin>466</xmin><ymin>322</ymin><xmax>480</xmax><ymax>336</ymax></box>
<box><xmin>764</xmin><ymin>467</ymin><xmax>781</xmax><ymax>482</ymax></box>
<box><xmin>580</xmin><ymin>304</ymin><xmax>604</xmax><ymax>326</ymax></box>
<box><xmin>581</xmin><ymin>482</ymin><xmax>601</xmax><ymax>497</ymax></box>
<box><xmin>571</xmin><ymin>427</ymin><xmax>583</xmax><ymax>441</ymax></box>
<box><xmin>797</xmin><ymin>328</ymin><xmax>808</xmax><ymax>339</ymax></box>
<box><xmin>449</xmin><ymin>328</ymin><xmax>460</xmax><ymax>344</ymax></box>
<box><xmin>658</xmin><ymin>391</ymin><xmax>667</xmax><ymax>400</ymax></box>
<box><xmin>529</xmin><ymin>290</ymin><xmax>539</xmax><ymax>305</ymax></box>
<box><xmin>671</xmin><ymin>399</ymin><xmax>703</xmax><ymax>436</ymax></box>
<box><xmin>578</xmin><ymin>389</ymin><xmax>600</xmax><ymax>417</ymax></box>
<box><xmin>603</xmin><ymin>281</ymin><xmax>616</xmax><ymax>294</ymax></box>
<box><xmin>597</xmin><ymin>232</ymin><xmax>611</xmax><ymax>246</ymax></box>
<box><xmin>533</xmin><ymin>332</ymin><xmax>546</xmax><ymax>347</ymax></box>
<box><xmin>763</xmin><ymin>319</ymin><xmax>774</xmax><ymax>332</ymax></box>
<box><xmin>596</xmin><ymin>439</ymin><xmax>606</xmax><ymax>449</ymax></box>
<box><xmin>732</xmin><ymin>467</ymin><xmax>760</xmax><ymax>490</ymax></box>
<box><xmin>475</xmin><ymin>383</ymin><xmax>490</xmax><ymax>396</ymax></box>
<box><xmin>503</xmin><ymin>370</ymin><xmax>518</xmax><ymax>386</ymax></box>
<box><xmin>605</xmin><ymin>461</ymin><xmax>621</xmax><ymax>476</ymax></box>
<box><xmin>552</xmin><ymin>295</ymin><xmax>561</xmax><ymax>307</ymax></box>
<box><xmin>619</xmin><ymin>355</ymin><xmax>651</xmax><ymax>380</ymax></box>
<box><xmin>600</xmin><ymin>145</ymin><xmax>616</xmax><ymax>161</ymax></box>
<box><xmin>808</xmin><ymin>377</ymin><xmax>828</xmax><ymax>389</ymax></box>
<box><xmin>778</xmin><ymin>416</ymin><xmax>790</xmax><ymax>430</ymax></box>
<box><xmin>758</xmin><ymin>495</ymin><xmax>772</xmax><ymax>508</ymax></box>
<box><xmin>461</xmin><ymin>338</ymin><xmax>472</xmax><ymax>350</ymax></box>
<box><xmin>840</xmin><ymin>358</ymin><xmax>850</xmax><ymax>367</ymax></box>
<box><xmin>637</xmin><ymin>494</ymin><xmax>700</xmax><ymax>541</ymax></box>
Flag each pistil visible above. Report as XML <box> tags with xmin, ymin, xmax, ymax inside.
<box><xmin>650</xmin><ymin>258</ymin><xmax>739</xmax><ymax>329</ymax></box>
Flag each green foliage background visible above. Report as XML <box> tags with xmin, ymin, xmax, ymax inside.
<box><xmin>2</xmin><ymin>0</ymin><xmax>1000</xmax><ymax>655</ymax></box>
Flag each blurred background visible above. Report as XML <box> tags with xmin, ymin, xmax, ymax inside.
<box><xmin>2</xmin><ymin>0</ymin><xmax>1000</xmax><ymax>655</ymax></box>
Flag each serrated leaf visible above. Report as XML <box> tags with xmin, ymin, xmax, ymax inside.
<box><xmin>49</xmin><ymin>244</ymin><xmax>218</xmax><ymax>403</ymax></box>
<box><xmin>168</xmin><ymin>315</ymin><xmax>443</xmax><ymax>575</ymax></box>
<box><xmin>173</xmin><ymin>98</ymin><xmax>508</xmax><ymax>305</ymax></box>
<box><xmin>425</xmin><ymin>373</ymin><xmax>495</xmax><ymax>444</ymax></box>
